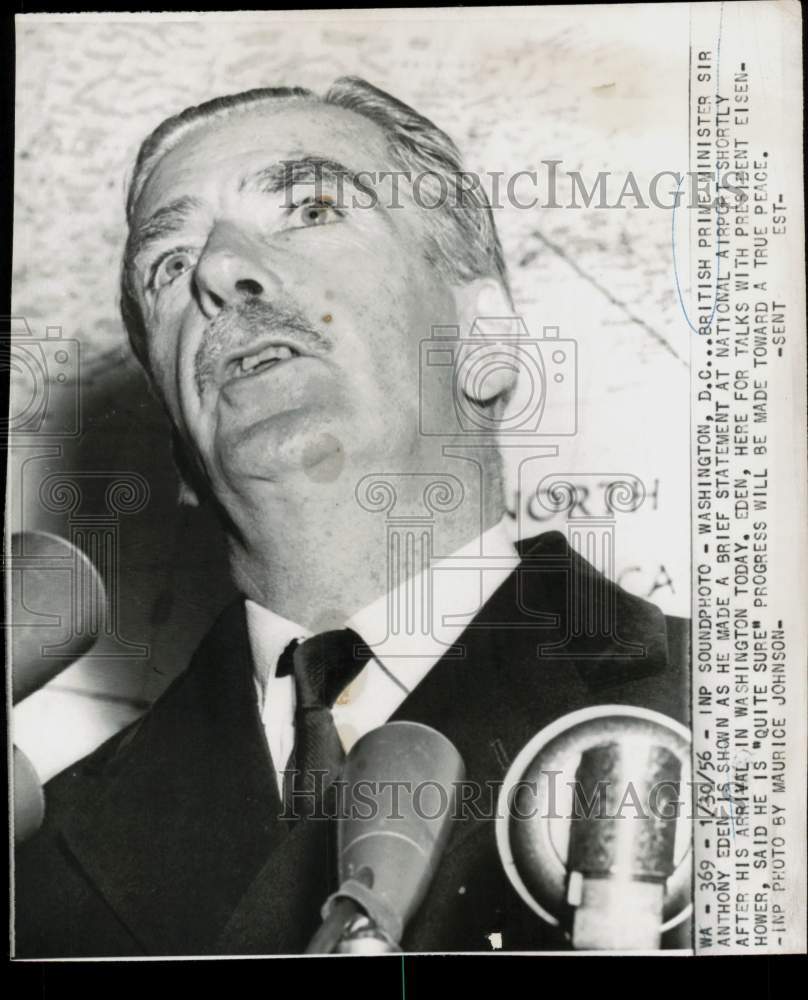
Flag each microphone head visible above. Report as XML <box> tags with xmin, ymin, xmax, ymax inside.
<box><xmin>334</xmin><ymin>721</ymin><xmax>465</xmax><ymax>944</ymax></box>
<box><xmin>495</xmin><ymin>706</ymin><xmax>692</xmax><ymax>939</ymax></box>
<box><xmin>13</xmin><ymin>746</ymin><xmax>45</xmax><ymax>843</ymax></box>
<box><xmin>10</xmin><ymin>531</ymin><xmax>106</xmax><ymax>704</ymax></box>
<box><xmin>10</xmin><ymin>531</ymin><xmax>106</xmax><ymax>842</ymax></box>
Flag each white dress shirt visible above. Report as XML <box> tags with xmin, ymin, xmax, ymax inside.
<box><xmin>246</xmin><ymin>516</ymin><xmax>520</xmax><ymax>795</ymax></box>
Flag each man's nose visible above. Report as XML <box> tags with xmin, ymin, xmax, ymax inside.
<box><xmin>194</xmin><ymin>222</ymin><xmax>281</xmax><ymax>317</ymax></box>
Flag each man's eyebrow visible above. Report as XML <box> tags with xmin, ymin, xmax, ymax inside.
<box><xmin>238</xmin><ymin>156</ymin><xmax>358</xmax><ymax>196</ymax></box>
<box><xmin>126</xmin><ymin>195</ymin><xmax>205</xmax><ymax>267</ymax></box>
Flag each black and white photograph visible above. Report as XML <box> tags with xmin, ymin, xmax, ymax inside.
<box><xmin>6</xmin><ymin>4</ymin><xmax>806</xmax><ymax>960</ymax></box>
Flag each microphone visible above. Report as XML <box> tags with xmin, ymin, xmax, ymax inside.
<box><xmin>496</xmin><ymin>705</ymin><xmax>692</xmax><ymax>950</ymax></box>
<box><xmin>10</xmin><ymin>531</ymin><xmax>106</xmax><ymax>841</ymax></box>
<box><xmin>11</xmin><ymin>531</ymin><xmax>106</xmax><ymax>704</ymax></box>
<box><xmin>13</xmin><ymin>746</ymin><xmax>46</xmax><ymax>845</ymax></box>
<box><xmin>306</xmin><ymin>721</ymin><xmax>465</xmax><ymax>954</ymax></box>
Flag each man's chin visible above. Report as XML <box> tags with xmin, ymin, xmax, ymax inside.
<box><xmin>214</xmin><ymin>413</ymin><xmax>350</xmax><ymax>487</ymax></box>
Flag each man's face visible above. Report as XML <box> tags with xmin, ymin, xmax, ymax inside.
<box><xmin>127</xmin><ymin>101</ymin><xmax>462</xmax><ymax>500</ymax></box>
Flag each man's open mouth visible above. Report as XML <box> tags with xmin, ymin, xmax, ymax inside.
<box><xmin>226</xmin><ymin>343</ymin><xmax>302</xmax><ymax>381</ymax></box>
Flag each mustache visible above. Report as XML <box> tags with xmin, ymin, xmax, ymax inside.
<box><xmin>194</xmin><ymin>297</ymin><xmax>332</xmax><ymax>395</ymax></box>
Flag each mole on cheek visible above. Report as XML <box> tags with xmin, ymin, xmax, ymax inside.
<box><xmin>321</xmin><ymin>313</ymin><xmax>333</xmax><ymax>323</ymax></box>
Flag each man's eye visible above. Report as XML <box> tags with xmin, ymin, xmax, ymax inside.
<box><xmin>289</xmin><ymin>197</ymin><xmax>344</xmax><ymax>228</ymax></box>
<box><xmin>150</xmin><ymin>249</ymin><xmax>196</xmax><ymax>290</ymax></box>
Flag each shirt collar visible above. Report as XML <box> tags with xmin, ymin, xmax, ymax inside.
<box><xmin>244</xmin><ymin>602</ymin><xmax>311</xmax><ymax>702</ymax></box>
<box><xmin>246</xmin><ymin>515</ymin><xmax>519</xmax><ymax>695</ymax></box>
<box><xmin>347</xmin><ymin>514</ymin><xmax>519</xmax><ymax>678</ymax></box>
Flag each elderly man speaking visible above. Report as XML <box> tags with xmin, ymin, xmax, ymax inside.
<box><xmin>14</xmin><ymin>77</ymin><xmax>689</xmax><ymax>957</ymax></box>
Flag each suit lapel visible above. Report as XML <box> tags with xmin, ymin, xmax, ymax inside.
<box><xmin>390</xmin><ymin>529</ymin><xmax>670</xmax><ymax>781</ymax></box>
<box><xmin>60</xmin><ymin>603</ymin><xmax>288</xmax><ymax>954</ymax></box>
<box><xmin>214</xmin><ymin>801</ymin><xmax>333</xmax><ymax>953</ymax></box>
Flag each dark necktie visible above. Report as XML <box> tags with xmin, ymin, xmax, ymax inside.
<box><xmin>276</xmin><ymin>628</ymin><xmax>370</xmax><ymax>820</ymax></box>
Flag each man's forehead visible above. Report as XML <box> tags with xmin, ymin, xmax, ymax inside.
<box><xmin>133</xmin><ymin>100</ymin><xmax>391</xmax><ymax>220</ymax></box>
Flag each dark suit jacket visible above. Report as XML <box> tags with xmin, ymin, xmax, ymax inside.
<box><xmin>14</xmin><ymin>530</ymin><xmax>690</xmax><ymax>957</ymax></box>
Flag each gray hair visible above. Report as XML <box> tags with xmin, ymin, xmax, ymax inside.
<box><xmin>120</xmin><ymin>76</ymin><xmax>511</xmax><ymax>371</ymax></box>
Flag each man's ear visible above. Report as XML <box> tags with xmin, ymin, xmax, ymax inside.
<box><xmin>454</xmin><ymin>278</ymin><xmax>521</xmax><ymax>409</ymax></box>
